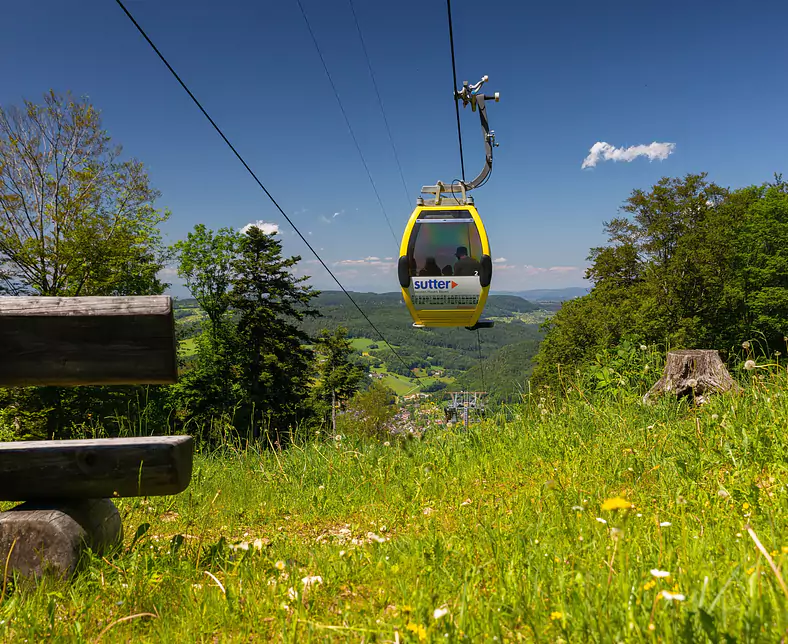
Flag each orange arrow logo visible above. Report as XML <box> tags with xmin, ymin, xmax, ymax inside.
<box><xmin>451</xmin><ymin>281</ymin><xmax>458</xmax><ymax>288</ymax></box>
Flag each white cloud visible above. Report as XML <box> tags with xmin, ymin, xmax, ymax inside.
<box><xmin>581</xmin><ymin>141</ymin><xmax>676</xmax><ymax>169</ymax></box>
<box><xmin>240</xmin><ymin>220</ymin><xmax>279</xmax><ymax>235</ymax></box>
<box><xmin>158</xmin><ymin>266</ymin><xmax>179</xmax><ymax>279</ymax></box>
<box><xmin>335</xmin><ymin>257</ymin><xmax>395</xmax><ymax>272</ymax></box>
<box><xmin>320</xmin><ymin>210</ymin><xmax>344</xmax><ymax>224</ymax></box>
<box><xmin>493</xmin><ymin>257</ymin><xmax>508</xmax><ymax>263</ymax></box>
<box><xmin>522</xmin><ymin>264</ymin><xmax>581</xmax><ymax>276</ymax></box>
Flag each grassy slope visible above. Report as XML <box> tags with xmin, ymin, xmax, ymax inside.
<box><xmin>5</xmin><ymin>377</ymin><xmax>788</xmax><ymax>641</ymax></box>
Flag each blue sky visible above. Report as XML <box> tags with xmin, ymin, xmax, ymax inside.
<box><xmin>2</xmin><ymin>0</ymin><xmax>787</xmax><ymax>295</ymax></box>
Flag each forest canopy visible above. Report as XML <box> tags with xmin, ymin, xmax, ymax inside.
<box><xmin>533</xmin><ymin>173</ymin><xmax>788</xmax><ymax>386</ymax></box>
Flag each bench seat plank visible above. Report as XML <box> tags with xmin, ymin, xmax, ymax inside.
<box><xmin>0</xmin><ymin>295</ymin><xmax>177</xmax><ymax>386</ymax></box>
<box><xmin>0</xmin><ymin>436</ymin><xmax>193</xmax><ymax>501</ymax></box>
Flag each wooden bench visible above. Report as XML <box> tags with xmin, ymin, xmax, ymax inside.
<box><xmin>0</xmin><ymin>296</ymin><xmax>193</xmax><ymax>580</ymax></box>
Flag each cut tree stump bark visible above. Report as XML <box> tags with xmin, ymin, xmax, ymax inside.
<box><xmin>0</xmin><ymin>499</ymin><xmax>122</xmax><ymax>580</ymax></box>
<box><xmin>644</xmin><ymin>349</ymin><xmax>740</xmax><ymax>404</ymax></box>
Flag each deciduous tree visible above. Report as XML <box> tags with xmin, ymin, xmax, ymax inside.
<box><xmin>0</xmin><ymin>91</ymin><xmax>168</xmax><ymax>295</ymax></box>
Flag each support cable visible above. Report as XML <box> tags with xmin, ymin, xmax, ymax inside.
<box><xmin>296</xmin><ymin>0</ymin><xmax>400</xmax><ymax>249</ymax></box>
<box><xmin>446</xmin><ymin>0</ymin><xmax>465</xmax><ymax>182</ymax></box>
<box><xmin>347</xmin><ymin>0</ymin><xmax>411</xmax><ymax>208</ymax></box>
<box><xmin>114</xmin><ymin>0</ymin><xmax>418</xmax><ymax>379</ymax></box>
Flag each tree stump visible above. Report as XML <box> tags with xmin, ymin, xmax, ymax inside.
<box><xmin>0</xmin><ymin>499</ymin><xmax>122</xmax><ymax>581</ymax></box>
<box><xmin>644</xmin><ymin>349</ymin><xmax>740</xmax><ymax>404</ymax></box>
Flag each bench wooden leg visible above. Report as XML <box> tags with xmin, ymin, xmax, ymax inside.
<box><xmin>0</xmin><ymin>499</ymin><xmax>123</xmax><ymax>580</ymax></box>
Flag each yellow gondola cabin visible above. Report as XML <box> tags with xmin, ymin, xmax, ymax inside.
<box><xmin>397</xmin><ymin>203</ymin><xmax>492</xmax><ymax>328</ymax></box>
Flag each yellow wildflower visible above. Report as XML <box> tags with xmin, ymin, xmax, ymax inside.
<box><xmin>406</xmin><ymin>622</ymin><xmax>427</xmax><ymax>642</ymax></box>
<box><xmin>643</xmin><ymin>580</ymin><xmax>656</xmax><ymax>591</ymax></box>
<box><xmin>550</xmin><ymin>611</ymin><xmax>563</xmax><ymax>621</ymax></box>
<box><xmin>601</xmin><ymin>497</ymin><xmax>632</xmax><ymax>511</ymax></box>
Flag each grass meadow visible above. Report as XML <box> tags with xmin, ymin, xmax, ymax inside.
<box><xmin>2</xmin><ymin>367</ymin><xmax>788</xmax><ymax>642</ymax></box>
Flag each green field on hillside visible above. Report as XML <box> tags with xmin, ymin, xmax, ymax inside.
<box><xmin>4</xmin><ymin>371</ymin><xmax>788</xmax><ymax>641</ymax></box>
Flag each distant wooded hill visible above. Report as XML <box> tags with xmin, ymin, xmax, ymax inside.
<box><xmin>493</xmin><ymin>287</ymin><xmax>590</xmax><ymax>302</ymax></box>
<box><xmin>174</xmin><ymin>291</ymin><xmax>551</xmax><ymax>398</ymax></box>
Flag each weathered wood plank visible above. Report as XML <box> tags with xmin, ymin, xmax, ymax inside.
<box><xmin>0</xmin><ymin>436</ymin><xmax>193</xmax><ymax>501</ymax></box>
<box><xmin>0</xmin><ymin>295</ymin><xmax>177</xmax><ymax>386</ymax></box>
<box><xmin>0</xmin><ymin>499</ymin><xmax>122</xmax><ymax>580</ymax></box>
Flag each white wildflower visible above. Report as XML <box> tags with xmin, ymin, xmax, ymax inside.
<box><xmin>744</xmin><ymin>360</ymin><xmax>756</xmax><ymax>371</ymax></box>
<box><xmin>288</xmin><ymin>587</ymin><xmax>298</xmax><ymax>600</ymax></box>
<box><xmin>433</xmin><ymin>607</ymin><xmax>449</xmax><ymax>619</ymax></box>
<box><xmin>596</xmin><ymin>517</ymin><xmax>607</xmax><ymax>524</ymax></box>
<box><xmin>302</xmin><ymin>575</ymin><xmax>323</xmax><ymax>588</ymax></box>
<box><xmin>660</xmin><ymin>521</ymin><xmax>672</xmax><ymax>527</ymax></box>
<box><xmin>650</xmin><ymin>569</ymin><xmax>670</xmax><ymax>578</ymax></box>
<box><xmin>640</xmin><ymin>344</ymin><xmax>648</xmax><ymax>351</ymax></box>
<box><xmin>742</xmin><ymin>341</ymin><xmax>750</xmax><ymax>350</ymax></box>
<box><xmin>660</xmin><ymin>590</ymin><xmax>685</xmax><ymax>602</ymax></box>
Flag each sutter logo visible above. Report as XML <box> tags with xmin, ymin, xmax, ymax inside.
<box><xmin>413</xmin><ymin>279</ymin><xmax>458</xmax><ymax>290</ymax></box>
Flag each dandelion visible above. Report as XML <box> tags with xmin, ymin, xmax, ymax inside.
<box><xmin>383</xmin><ymin>441</ymin><xmax>391</xmax><ymax>447</ymax></box>
<box><xmin>660</xmin><ymin>590</ymin><xmax>685</xmax><ymax>602</ymax></box>
<box><xmin>571</xmin><ymin>505</ymin><xmax>584</xmax><ymax>512</ymax></box>
<box><xmin>643</xmin><ymin>579</ymin><xmax>656</xmax><ymax>590</ymax></box>
<box><xmin>718</xmin><ymin>489</ymin><xmax>729</xmax><ymax>498</ymax></box>
<box><xmin>334</xmin><ymin>434</ymin><xmax>342</xmax><ymax>441</ymax></box>
<box><xmin>651</xmin><ymin>569</ymin><xmax>670</xmax><ymax>578</ymax></box>
<box><xmin>640</xmin><ymin>344</ymin><xmax>648</xmax><ymax>351</ymax></box>
<box><xmin>596</xmin><ymin>518</ymin><xmax>607</xmax><ymax>524</ymax></box>
<box><xmin>275</xmin><ymin>560</ymin><xmax>286</xmax><ymax>571</ymax></box>
<box><xmin>406</xmin><ymin>622</ymin><xmax>427</xmax><ymax>642</ymax></box>
<box><xmin>744</xmin><ymin>359</ymin><xmax>756</xmax><ymax>371</ymax></box>
<box><xmin>601</xmin><ymin>496</ymin><xmax>632</xmax><ymax>511</ymax></box>
<box><xmin>550</xmin><ymin>611</ymin><xmax>563</xmax><ymax>620</ymax></box>
<box><xmin>742</xmin><ymin>341</ymin><xmax>751</xmax><ymax>350</ymax></box>
<box><xmin>776</xmin><ymin>351</ymin><xmax>782</xmax><ymax>357</ymax></box>
<box><xmin>660</xmin><ymin>521</ymin><xmax>672</xmax><ymax>527</ymax></box>
<box><xmin>433</xmin><ymin>607</ymin><xmax>449</xmax><ymax>619</ymax></box>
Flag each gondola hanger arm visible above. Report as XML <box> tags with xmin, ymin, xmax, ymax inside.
<box><xmin>420</xmin><ymin>75</ymin><xmax>500</xmax><ymax>206</ymax></box>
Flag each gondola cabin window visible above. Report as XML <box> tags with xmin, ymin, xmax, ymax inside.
<box><xmin>406</xmin><ymin>210</ymin><xmax>483</xmax><ymax>279</ymax></box>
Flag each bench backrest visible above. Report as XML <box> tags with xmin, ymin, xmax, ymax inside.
<box><xmin>0</xmin><ymin>296</ymin><xmax>177</xmax><ymax>386</ymax></box>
